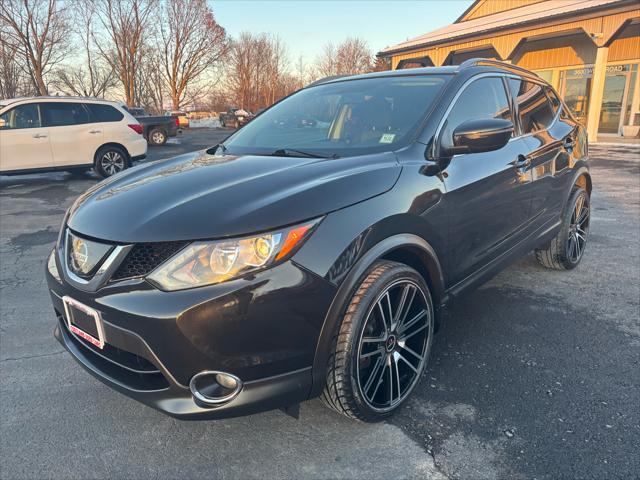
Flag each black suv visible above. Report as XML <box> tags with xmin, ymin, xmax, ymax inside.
<box><xmin>46</xmin><ymin>59</ymin><xmax>590</xmax><ymax>422</ymax></box>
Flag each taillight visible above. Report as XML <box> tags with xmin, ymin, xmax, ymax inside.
<box><xmin>128</xmin><ymin>124</ymin><xmax>143</xmax><ymax>135</ymax></box>
<box><xmin>175</xmin><ymin>117</ymin><xmax>180</xmax><ymax>127</ymax></box>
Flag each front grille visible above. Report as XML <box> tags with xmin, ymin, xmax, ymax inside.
<box><xmin>59</xmin><ymin>316</ymin><xmax>169</xmax><ymax>391</ymax></box>
<box><xmin>111</xmin><ymin>241</ymin><xmax>187</xmax><ymax>281</ymax></box>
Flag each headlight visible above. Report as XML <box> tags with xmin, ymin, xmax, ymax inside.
<box><xmin>147</xmin><ymin>219</ymin><xmax>320</xmax><ymax>291</ymax></box>
<box><xmin>47</xmin><ymin>249</ymin><xmax>62</xmax><ymax>283</ymax></box>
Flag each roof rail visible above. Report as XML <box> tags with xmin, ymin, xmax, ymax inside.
<box><xmin>459</xmin><ymin>58</ymin><xmax>540</xmax><ymax>78</ymax></box>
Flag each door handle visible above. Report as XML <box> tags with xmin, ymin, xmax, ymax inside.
<box><xmin>32</xmin><ymin>133</ymin><xmax>47</xmax><ymax>139</ymax></box>
<box><xmin>514</xmin><ymin>154</ymin><xmax>531</xmax><ymax>171</ymax></box>
<box><xmin>89</xmin><ymin>130</ymin><xmax>102</xmax><ymax>134</ymax></box>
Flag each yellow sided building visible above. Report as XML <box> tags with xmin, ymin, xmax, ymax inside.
<box><xmin>378</xmin><ymin>0</ymin><xmax>640</xmax><ymax>140</ymax></box>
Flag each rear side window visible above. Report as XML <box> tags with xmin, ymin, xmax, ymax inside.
<box><xmin>544</xmin><ymin>86</ymin><xmax>561</xmax><ymax>115</ymax></box>
<box><xmin>0</xmin><ymin>103</ymin><xmax>41</xmax><ymax>129</ymax></box>
<box><xmin>508</xmin><ymin>80</ymin><xmax>556</xmax><ymax>134</ymax></box>
<box><xmin>42</xmin><ymin>102</ymin><xmax>89</xmax><ymax>127</ymax></box>
<box><xmin>440</xmin><ymin>77</ymin><xmax>512</xmax><ymax>151</ymax></box>
<box><xmin>86</xmin><ymin>104</ymin><xmax>124</xmax><ymax>122</ymax></box>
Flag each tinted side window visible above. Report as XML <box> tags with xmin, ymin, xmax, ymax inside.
<box><xmin>0</xmin><ymin>104</ymin><xmax>41</xmax><ymax>129</ymax></box>
<box><xmin>86</xmin><ymin>104</ymin><xmax>124</xmax><ymax>122</ymax></box>
<box><xmin>509</xmin><ymin>80</ymin><xmax>555</xmax><ymax>134</ymax></box>
<box><xmin>440</xmin><ymin>77</ymin><xmax>512</xmax><ymax>151</ymax></box>
<box><xmin>42</xmin><ymin>102</ymin><xmax>89</xmax><ymax>127</ymax></box>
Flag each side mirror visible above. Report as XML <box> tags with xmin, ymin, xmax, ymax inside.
<box><xmin>449</xmin><ymin>118</ymin><xmax>513</xmax><ymax>155</ymax></box>
<box><xmin>0</xmin><ymin>118</ymin><xmax>6</xmax><ymax>129</ymax></box>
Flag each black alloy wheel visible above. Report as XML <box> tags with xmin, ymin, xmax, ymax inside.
<box><xmin>322</xmin><ymin>260</ymin><xmax>434</xmax><ymax>421</ymax></box>
<box><xmin>536</xmin><ymin>186</ymin><xmax>590</xmax><ymax>270</ymax></box>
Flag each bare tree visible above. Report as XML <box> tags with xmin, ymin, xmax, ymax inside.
<box><xmin>315</xmin><ymin>37</ymin><xmax>373</xmax><ymax>78</ymax></box>
<box><xmin>316</xmin><ymin>43</ymin><xmax>338</xmax><ymax>77</ymax></box>
<box><xmin>0</xmin><ymin>39</ymin><xmax>24</xmax><ymax>98</ymax></box>
<box><xmin>94</xmin><ymin>0</ymin><xmax>156</xmax><ymax>106</ymax></box>
<box><xmin>134</xmin><ymin>48</ymin><xmax>166</xmax><ymax>114</ymax></box>
<box><xmin>159</xmin><ymin>0</ymin><xmax>228</xmax><ymax>110</ymax></box>
<box><xmin>225</xmin><ymin>32</ymin><xmax>292</xmax><ymax>112</ymax></box>
<box><xmin>53</xmin><ymin>0</ymin><xmax>117</xmax><ymax>98</ymax></box>
<box><xmin>0</xmin><ymin>0</ymin><xmax>70</xmax><ymax>95</ymax></box>
<box><xmin>336</xmin><ymin>37</ymin><xmax>372</xmax><ymax>75</ymax></box>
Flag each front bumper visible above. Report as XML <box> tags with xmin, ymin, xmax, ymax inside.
<box><xmin>47</xmin><ymin>260</ymin><xmax>336</xmax><ymax>419</ymax></box>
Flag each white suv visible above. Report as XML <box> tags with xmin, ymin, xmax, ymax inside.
<box><xmin>0</xmin><ymin>97</ymin><xmax>147</xmax><ymax>178</ymax></box>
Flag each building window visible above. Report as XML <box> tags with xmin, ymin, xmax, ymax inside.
<box><xmin>535</xmin><ymin>70</ymin><xmax>553</xmax><ymax>84</ymax></box>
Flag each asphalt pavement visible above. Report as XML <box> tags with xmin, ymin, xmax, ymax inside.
<box><xmin>1</xmin><ymin>130</ymin><xmax>638</xmax><ymax>479</ymax></box>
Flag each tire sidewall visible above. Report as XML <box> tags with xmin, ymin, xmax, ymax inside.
<box><xmin>343</xmin><ymin>264</ymin><xmax>434</xmax><ymax>420</ymax></box>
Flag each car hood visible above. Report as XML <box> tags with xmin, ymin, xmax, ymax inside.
<box><xmin>67</xmin><ymin>150</ymin><xmax>401</xmax><ymax>242</ymax></box>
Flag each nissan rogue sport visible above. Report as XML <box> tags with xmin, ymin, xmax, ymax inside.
<box><xmin>46</xmin><ymin>60</ymin><xmax>590</xmax><ymax>422</ymax></box>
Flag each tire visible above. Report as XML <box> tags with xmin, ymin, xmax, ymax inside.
<box><xmin>322</xmin><ymin>260</ymin><xmax>434</xmax><ymax>422</ymax></box>
<box><xmin>148</xmin><ymin>128</ymin><xmax>167</xmax><ymax>146</ymax></box>
<box><xmin>94</xmin><ymin>145</ymin><xmax>128</xmax><ymax>178</ymax></box>
<box><xmin>535</xmin><ymin>186</ymin><xmax>590</xmax><ymax>270</ymax></box>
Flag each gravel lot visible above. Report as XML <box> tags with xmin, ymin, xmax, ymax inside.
<box><xmin>1</xmin><ymin>130</ymin><xmax>638</xmax><ymax>479</ymax></box>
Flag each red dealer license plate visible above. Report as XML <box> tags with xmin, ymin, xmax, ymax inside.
<box><xmin>62</xmin><ymin>296</ymin><xmax>105</xmax><ymax>349</ymax></box>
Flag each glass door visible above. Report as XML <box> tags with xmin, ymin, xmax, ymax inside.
<box><xmin>598</xmin><ymin>67</ymin><xmax>632</xmax><ymax>135</ymax></box>
<box><xmin>560</xmin><ymin>70</ymin><xmax>592</xmax><ymax>126</ymax></box>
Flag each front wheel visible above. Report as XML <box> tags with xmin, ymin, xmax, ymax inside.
<box><xmin>322</xmin><ymin>260</ymin><xmax>434</xmax><ymax>422</ymax></box>
<box><xmin>94</xmin><ymin>146</ymin><xmax>128</xmax><ymax>178</ymax></box>
<box><xmin>536</xmin><ymin>186</ymin><xmax>590</xmax><ymax>270</ymax></box>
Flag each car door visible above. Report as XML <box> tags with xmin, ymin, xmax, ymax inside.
<box><xmin>41</xmin><ymin>102</ymin><xmax>103</xmax><ymax>167</ymax></box>
<box><xmin>512</xmin><ymin>81</ymin><xmax>579</xmax><ymax>230</ymax></box>
<box><xmin>0</xmin><ymin>103</ymin><xmax>53</xmax><ymax>172</ymax></box>
<box><xmin>436</xmin><ymin>76</ymin><xmax>533</xmax><ymax>285</ymax></box>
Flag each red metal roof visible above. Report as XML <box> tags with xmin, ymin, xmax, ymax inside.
<box><xmin>381</xmin><ymin>0</ymin><xmax>626</xmax><ymax>54</ymax></box>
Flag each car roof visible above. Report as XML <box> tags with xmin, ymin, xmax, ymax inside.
<box><xmin>0</xmin><ymin>96</ymin><xmax>122</xmax><ymax>107</ymax></box>
<box><xmin>309</xmin><ymin>58</ymin><xmax>542</xmax><ymax>87</ymax></box>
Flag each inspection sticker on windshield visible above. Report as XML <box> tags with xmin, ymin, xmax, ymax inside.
<box><xmin>379</xmin><ymin>134</ymin><xmax>396</xmax><ymax>144</ymax></box>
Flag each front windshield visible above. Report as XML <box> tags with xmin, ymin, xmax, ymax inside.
<box><xmin>224</xmin><ymin>74</ymin><xmax>450</xmax><ymax>158</ymax></box>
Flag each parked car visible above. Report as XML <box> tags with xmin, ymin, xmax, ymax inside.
<box><xmin>164</xmin><ymin>110</ymin><xmax>189</xmax><ymax>128</ymax></box>
<box><xmin>46</xmin><ymin>60</ymin><xmax>590</xmax><ymax>422</ymax></box>
<box><xmin>0</xmin><ymin>97</ymin><xmax>147</xmax><ymax>178</ymax></box>
<box><xmin>124</xmin><ymin>106</ymin><xmax>178</xmax><ymax>146</ymax></box>
<box><xmin>219</xmin><ymin>108</ymin><xmax>253</xmax><ymax>128</ymax></box>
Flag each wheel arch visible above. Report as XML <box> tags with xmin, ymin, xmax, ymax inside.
<box><xmin>94</xmin><ymin>142</ymin><xmax>131</xmax><ymax>164</ymax></box>
<box><xmin>573</xmin><ymin>169</ymin><xmax>592</xmax><ymax>196</ymax></box>
<box><xmin>309</xmin><ymin>233</ymin><xmax>446</xmax><ymax>397</ymax></box>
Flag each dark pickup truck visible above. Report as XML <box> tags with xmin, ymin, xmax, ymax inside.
<box><xmin>125</xmin><ymin>107</ymin><xmax>179</xmax><ymax>146</ymax></box>
<box><xmin>219</xmin><ymin>108</ymin><xmax>253</xmax><ymax>129</ymax></box>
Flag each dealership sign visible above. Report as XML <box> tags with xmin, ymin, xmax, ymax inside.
<box><xmin>570</xmin><ymin>64</ymin><xmax>630</xmax><ymax>77</ymax></box>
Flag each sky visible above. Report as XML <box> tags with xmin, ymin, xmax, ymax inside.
<box><xmin>213</xmin><ymin>0</ymin><xmax>473</xmax><ymax>62</ymax></box>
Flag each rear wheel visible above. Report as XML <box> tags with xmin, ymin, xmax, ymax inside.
<box><xmin>148</xmin><ymin>128</ymin><xmax>167</xmax><ymax>146</ymax></box>
<box><xmin>94</xmin><ymin>145</ymin><xmax>128</xmax><ymax>178</ymax></box>
<box><xmin>322</xmin><ymin>260</ymin><xmax>434</xmax><ymax>422</ymax></box>
<box><xmin>536</xmin><ymin>186</ymin><xmax>590</xmax><ymax>270</ymax></box>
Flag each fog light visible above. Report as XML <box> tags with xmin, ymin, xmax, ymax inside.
<box><xmin>190</xmin><ymin>370</ymin><xmax>242</xmax><ymax>407</ymax></box>
<box><xmin>215</xmin><ymin>373</ymin><xmax>238</xmax><ymax>389</ymax></box>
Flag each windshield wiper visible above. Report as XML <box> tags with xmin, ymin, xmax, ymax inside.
<box><xmin>271</xmin><ymin>148</ymin><xmax>339</xmax><ymax>159</ymax></box>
